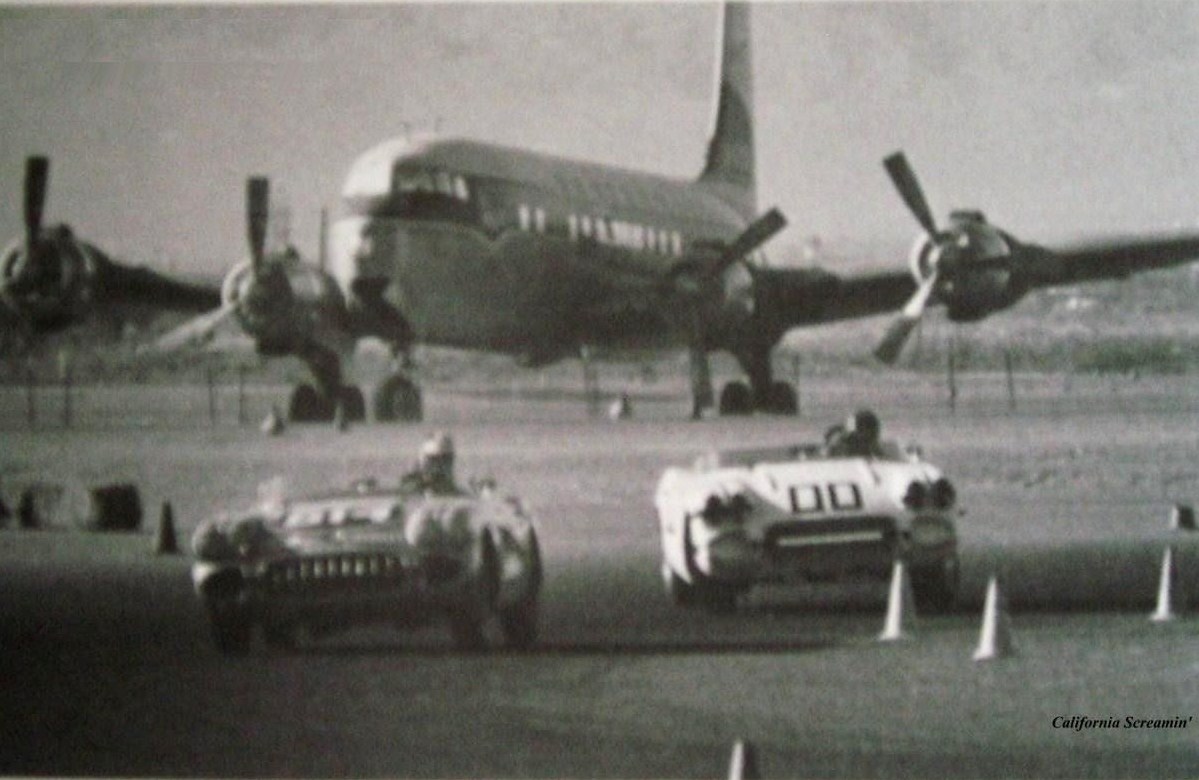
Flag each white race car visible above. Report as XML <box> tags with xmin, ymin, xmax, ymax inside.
<box><xmin>191</xmin><ymin>478</ymin><xmax>542</xmax><ymax>655</ymax></box>
<box><xmin>655</xmin><ymin>440</ymin><xmax>959</xmax><ymax>613</ymax></box>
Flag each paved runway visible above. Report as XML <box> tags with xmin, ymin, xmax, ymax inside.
<box><xmin>2</xmin><ymin>528</ymin><xmax>1198</xmax><ymax>778</ymax></box>
<box><xmin>2</xmin><ymin>393</ymin><xmax>1199</xmax><ymax>777</ymax></box>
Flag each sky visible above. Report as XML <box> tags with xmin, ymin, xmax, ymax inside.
<box><xmin>3</xmin><ymin>1</ymin><xmax>1199</xmax><ymax>279</ymax></box>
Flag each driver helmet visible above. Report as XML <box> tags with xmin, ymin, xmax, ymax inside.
<box><xmin>419</xmin><ymin>431</ymin><xmax>455</xmax><ymax>477</ymax></box>
<box><xmin>846</xmin><ymin>408</ymin><xmax>881</xmax><ymax>441</ymax></box>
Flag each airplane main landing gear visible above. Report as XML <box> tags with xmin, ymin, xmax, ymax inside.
<box><xmin>719</xmin><ymin>381</ymin><xmax>753</xmax><ymax>415</ymax></box>
<box><xmin>373</xmin><ymin>373</ymin><xmax>423</xmax><ymax>422</ymax></box>
<box><xmin>288</xmin><ymin>383</ymin><xmax>367</xmax><ymax>423</ymax></box>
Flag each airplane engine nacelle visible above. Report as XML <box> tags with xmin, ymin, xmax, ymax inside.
<box><xmin>907</xmin><ymin>212</ymin><xmax>1027</xmax><ymax>322</ymax></box>
<box><xmin>225</xmin><ymin>255</ymin><xmax>349</xmax><ymax>355</ymax></box>
<box><xmin>0</xmin><ymin>226</ymin><xmax>100</xmax><ymax>332</ymax></box>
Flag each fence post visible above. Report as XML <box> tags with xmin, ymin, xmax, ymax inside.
<box><xmin>25</xmin><ymin>366</ymin><xmax>36</xmax><ymax>429</ymax></box>
<box><xmin>1004</xmin><ymin>349</ymin><xmax>1016</xmax><ymax>412</ymax></box>
<box><xmin>207</xmin><ymin>365</ymin><xmax>217</xmax><ymax>427</ymax></box>
<box><xmin>947</xmin><ymin>346</ymin><xmax>957</xmax><ymax>414</ymax></box>
<box><xmin>61</xmin><ymin>363</ymin><xmax>72</xmax><ymax>430</ymax></box>
<box><xmin>792</xmin><ymin>353</ymin><xmax>802</xmax><ymax>417</ymax></box>
<box><xmin>237</xmin><ymin>365</ymin><xmax>247</xmax><ymax>426</ymax></box>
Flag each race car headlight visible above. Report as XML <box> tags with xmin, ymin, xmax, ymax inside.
<box><xmin>903</xmin><ymin>481</ymin><xmax>928</xmax><ymax>511</ymax></box>
<box><xmin>930</xmin><ymin>478</ymin><xmax>956</xmax><ymax>510</ymax></box>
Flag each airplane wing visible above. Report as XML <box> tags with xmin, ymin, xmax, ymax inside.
<box><xmin>93</xmin><ymin>251</ymin><xmax>222</xmax><ymax>312</ymax></box>
<box><xmin>753</xmin><ymin>266</ymin><xmax>917</xmax><ymax>326</ymax></box>
<box><xmin>1026</xmin><ymin>234</ymin><xmax>1199</xmax><ymax>287</ymax></box>
<box><xmin>803</xmin><ymin>232</ymin><xmax>1199</xmax><ymax>323</ymax></box>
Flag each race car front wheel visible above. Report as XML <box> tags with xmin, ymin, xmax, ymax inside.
<box><xmin>208</xmin><ymin>600</ymin><xmax>251</xmax><ymax>657</ymax></box>
<box><xmin>910</xmin><ymin>554</ymin><xmax>960</xmax><ymax>614</ymax></box>
<box><xmin>449</xmin><ymin>530</ymin><xmax>500</xmax><ymax>651</ymax></box>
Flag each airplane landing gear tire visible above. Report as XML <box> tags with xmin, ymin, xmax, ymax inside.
<box><xmin>718</xmin><ymin>381</ymin><xmax>753</xmax><ymax>416</ymax></box>
<box><xmin>765</xmin><ymin>381</ymin><xmax>798</xmax><ymax>415</ymax></box>
<box><xmin>289</xmin><ymin>383</ymin><xmax>335</xmax><ymax>423</ymax></box>
<box><xmin>373</xmin><ymin>374</ymin><xmax>423</xmax><ymax>422</ymax></box>
<box><xmin>340</xmin><ymin>385</ymin><xmax>367</xmax><ymax>423</ymax></box>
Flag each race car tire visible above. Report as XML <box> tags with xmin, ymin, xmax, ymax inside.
<box><xmin>664</xmin><ymin>565</ymin><xmax>698</xmax><ymax>607</ymax></box>
<box><xmin>449</xmin><ymin>530</ymin><xmax>500</xmax><ymax>651</ymax></box>
<box><xmin>910</xmin><ymin>555</ymin><xmax>959</xmax><ymax>614</ymax></box>
<box><xmin>373</xmin><ymin>374</ymin><xmax>423</xmax><ymax>422</ymax></box>
<box><xmin>766</xmin><ymin>381</ymin><xmax>798</xmax><ymax>415</ymax></box>
<box><xmin>499</xmin><ymin>598</ymin><xmax>538</xmax><ymax>650</ymax></box>
<box><xmin>696</xmin><ymin>581</ymin><xmax>739</xmax><ymax>614</ymax></box>
<box><xmin>499</xmin><ymin>528</ymin><xmax>541</xmax><ymax>649</ymax></box>
<box><xmin>262</xmin><ymin>621</ymin><xmax>297</xmax><ymax>652</ymax></box>
<box><xmin>719</xmin><ymin>381</ymin><xmax>753</xmax><ymax>416</ymax></box>
<box><xmin>208</xmin><ymin>602</ymin><xmax>252</xmax><ymax>657</ymax></box>
<box><xmin>289</xmin><ymin>383</ymin><xmax>335</xmax><ymax>423</ymax></box>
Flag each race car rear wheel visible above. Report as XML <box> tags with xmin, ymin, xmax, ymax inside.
<box><xmin>911</xmin><ymin>555</ymin><xmax>959</xmax><ymax>614</ymax></box>
<box><xmin>499</xmin><ymin>528</ymin><xmax>542</xmax><ymax>649</ymax></box>
<box><xmin>262</xmin><ymin>621</ymin><xmax>297</xmax><ymax>652</ymax></box>
<box><xmin>208</xmin><ymin>601</ymin><xmax>252</xmax><ymax>657</ymax></box>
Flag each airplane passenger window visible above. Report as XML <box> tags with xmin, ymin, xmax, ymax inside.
<box><xmin>454</xmin><ymin>176</ymin><xmax>469</xmax><ymax>201</ymax></box>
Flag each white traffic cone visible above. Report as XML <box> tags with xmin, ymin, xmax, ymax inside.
<box><xmin>973</xmin><ymin>575</ymin><xmax>1015</xmax><ymax>661</ymax></box>
<box><xmin>1150</xmin><ymin>545</ymin><xmax>1179</xmax><ymax>623</ymax></box>
<box><xmin>879</xmin><ymin>559</ymin><xmax>916</xmax><ymax>642</ymax></box>
<box><xmin>727</xmin><ymin>739</ymin><xmax>760</xmax><ymax>780</ymax></box>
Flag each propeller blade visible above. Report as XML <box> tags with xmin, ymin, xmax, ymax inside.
<box><xmin>141</xmin><ymin>303</ymin><xmax>237</xmax><ymax>354</ymax></box>
<box><xmin>246</xmin><ymin>177</ymin><xmax>270</xmax><ymax>275</ymax></box>
<box><xmin>701</xmin><ymin>207</ymin><xmax>787</xmax><ymax>281</ymax></box>
<box><xmin>24</xmin><ymin>156</ymin><xmax>49</xmax><ymax>248</ymax></box>
<box><xmin>884</xmin><ymin>151</ymin><xmax>938</xmax><ymax>237</ymax></box>
<box><xmin>873</xmin><ymin>272</ymin><xmax>938</xmax><ymax>365</ymax></box>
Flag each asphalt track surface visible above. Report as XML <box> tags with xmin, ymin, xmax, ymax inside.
<box><xmin>2</xmin><ymin>388</ymin><xmax>1199</xmax><ymax>777</ymax></box>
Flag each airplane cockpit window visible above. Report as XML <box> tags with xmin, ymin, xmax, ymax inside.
<box><xmin>390</xmin><ymin>165</ymin><xmax>476</xmax><ymax>223</ymax></box>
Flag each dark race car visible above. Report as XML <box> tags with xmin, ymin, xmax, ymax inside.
<box><xmin>191</xmin><ymin>478</ymin><xmax>541</xmax><ymax>655</ymax></box>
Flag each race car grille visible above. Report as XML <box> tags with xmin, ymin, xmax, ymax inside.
<box><xmin>259</xmin><ymin>554</ymin><xmax>407</xmax><ymax>592</ymax></box>
<box><xmin>765</xmin><ymin>516</ymin><xmax>897</xmax><ymax>562</ymax></box>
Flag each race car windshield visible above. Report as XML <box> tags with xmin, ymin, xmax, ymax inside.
<box><xmin>285</xmin><ymin>499</ymin><xmax>402</xmax><ymax>528</ymax></box>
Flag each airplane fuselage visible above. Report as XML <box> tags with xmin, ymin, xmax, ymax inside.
<box><xmin>330</xmin><ymin>136</ymin><xmax>761</xmax><ymax>363</ymax></box>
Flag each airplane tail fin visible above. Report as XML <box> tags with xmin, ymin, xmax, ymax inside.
<box><xmin>698</xmin><ymin>2</ymin><xmax>757</xmax><ymax>218</ymax></box>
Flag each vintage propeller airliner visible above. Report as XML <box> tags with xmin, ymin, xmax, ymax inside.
<box><xmin>9</xmin><ymin>3</ymin><xmax>1199</xmax><ymax>421</ymax></box>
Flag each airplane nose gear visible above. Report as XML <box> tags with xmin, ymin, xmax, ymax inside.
<box><xmin>373</xmin><ymin>373</ymin><xmax>422</xmax><ymax>422</ymax></box>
